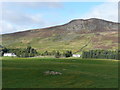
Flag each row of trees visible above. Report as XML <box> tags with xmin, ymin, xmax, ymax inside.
<box><xmin>1</xmin><ymin>45</ymin><xmax>119</xmax><ymax>60</ymax></box>
<box><xmin>0</xmin><ymin>46</ymin><xmax>73</xmax><ymax>58</ymax></box>
<box><xmin>1</xmin><ymin>46</ymin><xmax>38</xmax><ymax>57</ymax></box>
<box><xmin>82</xmin><ymin>50</ymin><xmax>120</xmax><ymax>60</ymax></box>
<box><xmin>1</xmin><ymin>44</ymin><xmax>119</xmax><ymax>60</ymax></box>
<box><xmin>41</xmin><ymin>50</ymin><xmax>72</xmax><ymax>58</ymax></box>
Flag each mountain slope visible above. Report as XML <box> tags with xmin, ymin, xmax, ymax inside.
<box><xmin>1</xmin><ymin>18</ymin><xmax>119</xmax><ymax>53</ymax></box>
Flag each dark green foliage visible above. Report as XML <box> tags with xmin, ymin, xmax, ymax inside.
<box><xmin>42</xmin><ymin>51</ymin><xmax>49</xmax><ymax>56</ymax></box>
<box><xmin>82</xmin><ymin>49</ymin><xmax>119</xmax><ymax>60</ymax></box>
<box><xmin>55</xmin><ymin>51</ymin><xmax>61</xmax><ymax>58</ymax></box>
<box><xmin>41</xmin><ymin>50</ymin><xmax>61</xmax><ymax>58</ymax></box>
<box><xmin>1</xmin><ymin>46</ymin><xmax>38</xmax><ymax>57</ymax></box>
<box><xmin>0</xmin><ymin>47</ymin><xmax>8</xmax><ymax>56</ymax></box>
<box><xmin>41</xmin><ymin>50</ymin><xmax>73</xmax><ymax>58</ymax></box>
<box><xmin>63</xmin><ymin>51</ymin><xmax>72</xmax><ymax>57</ymax></box>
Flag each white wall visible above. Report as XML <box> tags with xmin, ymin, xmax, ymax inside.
<box><xmin>72</xmin><ymin>54</ymin><xmax>81</xmax><ymax>57</ymax></box>
<box><xmin>4</xmin><ymin>53</ymin><xmax>16</xmax><ymax>57</ymax></box>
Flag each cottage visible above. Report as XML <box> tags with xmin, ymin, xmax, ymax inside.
<box><xmin>72</xmin><ymin>54</ymin><xmax>81</xmax><ymax>57</ymax></box>
<box><xmin>4</xmin><ymin>53</ymin><xmax>16</xmax><ymax>57</ymax></box>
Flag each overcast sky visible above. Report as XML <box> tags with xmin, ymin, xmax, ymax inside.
<box><xmin>0</xmin><ymin>1</ymin><xmax>119</xmax><ymax>34</ymax></box>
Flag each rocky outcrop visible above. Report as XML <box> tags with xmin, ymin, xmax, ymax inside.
<box><xmin>55</xmin><ymin>18</ymin><xmax>119</xmax><ymax>32</ymax></box>
<box><xmin>44</xmin><ymin>70</ymin><xmax>62</xmax><ymax>75</ymax></box>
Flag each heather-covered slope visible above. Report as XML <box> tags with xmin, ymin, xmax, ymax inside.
<box><xmin>1</xmin><ymin>18</ymin><xmax>118</xmax><ymax>53</ymax></box>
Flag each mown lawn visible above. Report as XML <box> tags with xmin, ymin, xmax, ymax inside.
<box><xmin>2</xmin><ymin>57</ymin><xmax>119</xmax><ymax>88</ymax></box>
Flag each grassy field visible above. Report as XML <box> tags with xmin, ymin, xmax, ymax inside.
<box><xmin>2</xmin><ymin>57</ymin><xmax>119</xmax><ymax>88</ymax></box>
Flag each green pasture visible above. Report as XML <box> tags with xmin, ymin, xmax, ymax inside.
<box><xmin>2</xmin><ymin>57</ymin><xmax>119</xmax><ymax>88</ymax></box>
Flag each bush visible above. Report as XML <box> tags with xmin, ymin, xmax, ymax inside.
<box><xmin>64</xmin><ymin>51</ymin><xmax>72</xmax><ymax>57</ymax></box>
<box><xmin>55</xmin><ymin>51</ymin><xmax>61</xmax><ymax>58</ymax></box>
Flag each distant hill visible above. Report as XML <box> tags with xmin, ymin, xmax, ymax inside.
<box><xmin>1</xmin><ymin>18</ymin><xmax>119</xmax><ymax>53</ymax></box>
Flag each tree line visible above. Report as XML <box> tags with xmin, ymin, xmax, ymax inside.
<box><xmin>41</xmin><ymin>50</ymin><xmax>72</xmax><ymax>58</ymax></box>
<box><xmin>1</xmin><ymin>45</ymin><xmax>119</xmax><ymax>60</ymax></box>
<box><xmin>0</xmin><ymin>46</ymin><xmax>38</xmax><ymax>57</ymax></box>
<box><xmin>0</xmin><ymin>46</ymin><xmax>73</xmax><ymax>58</ymax></box>
<box><xmin>82</xmin><ymin>49</ymin><xmax>120</xmax><ymax>60</ymax></box>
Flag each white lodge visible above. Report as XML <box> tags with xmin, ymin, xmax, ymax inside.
<box><xmin>72</xmin><ymin>54</ymin><xmax>81</xmax><ymax>57</ymax></box>
<box><xmin>3</xmin><ymin>53</ymin><xmax>17</xmax><ymax>57</ymax></box>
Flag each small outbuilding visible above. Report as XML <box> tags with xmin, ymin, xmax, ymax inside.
<box><xmin>3</xmin><ymin>53</ymin><xmax>16</xmax><ymax>57</ymax></box>
<box><xmin>72</xmin><ymin>54</ymin><xmax>81</xmax><ymax>57</ymax></box>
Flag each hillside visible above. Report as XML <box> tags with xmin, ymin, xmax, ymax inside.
<box><xmin>1</xmin><ymin>18</ymin><xmax>119</xmax><ymax>53</ymax></box>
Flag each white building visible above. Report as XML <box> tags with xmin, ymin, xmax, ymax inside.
<box><xmin>72</xmin><ymin>54</ymin><xmax>81</xmax><ymax>57</ymax></box>
<box><xmin>4</xmin><ymin>53</ymin><xmax>16</xmax><ymax>57</ymax></box>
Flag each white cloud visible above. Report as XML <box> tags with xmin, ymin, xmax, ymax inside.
<box><xmin>106</xmin><ymin>0</ymin><xmax>119</xmax><ymax>2</ymax></box>
<box><xmin>3</xmin><ymin>2</ymin><xmax>62</xmax><ymax>9</ymax></box>
<box><xmin>1</xmin><ymin>0</ymin><xmax>119</xmax><ymax>2</ymax></box>
<box><xmin>0</xmin><ymin>2</ymin><xmax>63</xmax><ymax>34</ymax></box>
<box><xmin>1</xmin><ymin>0</ymin><xmax>60</xmax><ymax>2</ymax></box>
<box><xmin>1</xmin><ymin>10</ymin><xmax>46</xmax><ymax>34</ymax></box>
<box><xmin>2</xmin><ymin>9</ymin><xmax>45</xmax><ymax>25</ymax></box>
<box><xmin>81</xmin><ymin>2</ymin><xmax>118</xmax><ymax>22</ymax></box>
<box><xmin>0</xmin><ymin>21</ymin><xmax>16</xmax><ymax>34</ymax></box>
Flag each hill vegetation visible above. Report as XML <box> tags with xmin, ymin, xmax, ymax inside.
<box><xmin>1</xmin><ymin>18</ymin><xmax>119</xmax><ymax>53</ymax></box>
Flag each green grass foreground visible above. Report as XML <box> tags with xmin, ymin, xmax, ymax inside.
<box><xmin>2</xmin><ymin>57</ymin><xmax>119</xmax><ymax>88</ymax></box>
